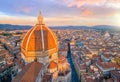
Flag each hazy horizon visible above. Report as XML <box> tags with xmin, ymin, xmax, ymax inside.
<box><xmin>0</xmin><ymin>23</ymin><xmax>120</xmax><ymax>27</ymax></box>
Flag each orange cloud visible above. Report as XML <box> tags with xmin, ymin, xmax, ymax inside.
<box><xmin>80</xmin><ymin>8</ymin><xmax>93</xmax><ymax>17</ymax></box>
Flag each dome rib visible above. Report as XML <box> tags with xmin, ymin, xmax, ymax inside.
<box><xmin>26</xmin><ymin>25</ymin><xmax>39</xmax><ymax>51</ymax></box>
<box><xmin>22</xmin><ymin>27</ymin><xmax>33</xmax><ymax>51</ymax></box>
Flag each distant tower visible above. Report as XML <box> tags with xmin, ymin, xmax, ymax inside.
<box><xmin>104</xmin><ymin>31</ymin><xmax>110</xmax><ymax>38</ymax></box>
<box><xmin>70</xmin><ymin>36</ymin><xmax>75</xmax><ymax>46</ymax></box>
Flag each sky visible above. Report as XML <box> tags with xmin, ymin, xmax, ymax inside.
<box><xmin>0</xmin><ymin>0</ymin><xmax>120</xmax><ymax>26</ymax></box>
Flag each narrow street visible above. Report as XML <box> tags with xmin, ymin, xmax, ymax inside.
<box><xmin>67</xmin><ymin>43</ymin><xmax>80</xmax><ymax>82</ymax></box>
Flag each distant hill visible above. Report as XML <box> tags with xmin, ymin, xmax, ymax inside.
<box><xmin>92</xmin><ymin>25</ymin><xmax>116</xmax><ymax>30</ymax></box>
<box><xmin>50</xmin><ymin>25</ymin><xmax>120</xmax><ymax>32</ymax></box>
<box><xmin>0</xmin><ymin>24</ymin><xmax>31</xmax><ymax>30</ymax></box>
<box><xmin>0</xmin><ymin>24</ymin><xmax>119</xmax><ymax>31</ymax></box>
<box><xmin>50</xmin><ymin>26</ymin><xmax>90</xmax><ymax>30</ymax></box>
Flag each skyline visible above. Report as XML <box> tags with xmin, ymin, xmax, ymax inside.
<box><xmin>0</xmin><ymin>0</ymin><xmax>120</xmax><ymax>27</ymax></box>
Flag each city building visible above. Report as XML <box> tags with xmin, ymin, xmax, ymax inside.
<box><xmin>96</xmin><ymin>62</ymin><xmax>115</xmax><ymax>76</ymax></box>
<box><xmin>110</xmin><ymin>70</ymin><xmax>120</xmax><ymax>82</ymax></box>
<box><xmin>0</xmin><ymin>63</ymin><xmax>18</xmax><ymax>82</ymax></box>
<box><xmin>101</xmin><ymin>53</ymin><xmax>113</xmax><ymax>62</ymax></box>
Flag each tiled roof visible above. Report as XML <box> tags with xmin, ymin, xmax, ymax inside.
<box><xmin>48</xmin><ymin>61</ymin><xmax>57</xmax><ymax>69</ymax></box>
<box><xmin>12</xmin><ymin>62</ymin><xmax>43</xmax><ymax>82</ymax></box>
<box><xmin>97</xmin><ymin>62</ymin><xmax>114</xmax><ymax>69</ymax></box>
<box><xmin>0</xmin><ymin>64</ymin><xmax>13</xmax><ymax>73</ymax></box>
<box><xmin>41</xmin><ymin>74</ymin><xmax>51</xmax><ymax>82</ymax></box>
<box><xmin>102</xmin><ymin>53</ymin><xmax>112</xmax><ymax>58</ymax></box>
<box><xmin>110</xmin><ymin>70</ymin><xmax>120</xmax><ymax>80</ymax></box>
<box><xmin>22</xmin><ymin>24</ymin><xmax>58</xmax><ymax>53</ymax></box>
<box><xmin>0</xmin><ymin>49</ymin><xmax>8</xmax><ymax>56</ymax></box>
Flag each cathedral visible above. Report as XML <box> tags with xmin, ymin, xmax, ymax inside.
<box><xmin>12</xmin><ymin>13</ymin><xmax>71</xmax><ymax>82</ymax></box>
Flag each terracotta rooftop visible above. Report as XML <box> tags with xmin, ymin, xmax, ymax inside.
<box><xmin>21</xmin><ymin>14</ymin><xmax>58</xmax><ymax>58</ymax></box>
<box><xmin>12</xmin><ymin>62</ymin><xmax>43</xmax><ymax>82</ymax></box>
<box><xmin>103</xmin><ymin>53</ymin><xmax>112</xmax><ymax>58</ymax></box>
<box><xmin>82</xmin><ymin>74</ymin><xmax>95</xmax><ymax>82</ymax></box>
<box><xmin>96</xmin><ymin>62</ymin><xmax>114</xmax><ymax>69</ymax></box>
<box><xmin>48</xmin><ymin>61</ymin><xmax>57</xmax><ymax>69</ymax></box>
<box><xmin>0</xmin><ymin>49</ymin><xmax>8</xmax><ymax>56</ymax></box>
<box><xmin>0</xmin><ymin>64</ymin><xmax>13</xmax><ymax>73</ymax></box>
<box><xmin>110</xmin><ymin>70</ymin><xmax>120</xmax><ymax>80</ymax></box>
<box><xmin>41</xmin><ymin>74</ymin><xmax>51</xmax><ymax>82</ymax></box>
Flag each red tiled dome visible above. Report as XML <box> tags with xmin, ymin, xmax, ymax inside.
<box><xmin>21</xmin><ymin>13</ymin><xmax>58</xmax><ymax>58</ymax></box>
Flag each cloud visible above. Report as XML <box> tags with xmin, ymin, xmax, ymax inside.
<box><xmin>15</xmin><ymin>7</ymin><xmax>33</xmax><ymax>14</ymax></box>
<box><xmin>59</xmin><ymin>0</ymin><xmax>120</xmax><ymax>8</ymax></box>
<box><xmin>67</xmin><ymin>0</ymin><xmax>102</xmax><ymax>8</ymax></box>
<box><xmin>80</xmin><ymin>8</ymin><xmax>93</xmax><ymax>17</ymax></box>
<box><xmin>84</xmin><ymin>4</ymin><xmax>120</xmax><ymax>17</ymax></box>
<box><xmin>54</xmin><ymin>0</ymin><xmax>120</xmax><ymax>19</ymax></box>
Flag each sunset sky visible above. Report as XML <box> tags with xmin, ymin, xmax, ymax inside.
<box><xmin>0</xmin><ymin>0</ymin><xmax>120</xmax><ymax>26</ymax></box>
